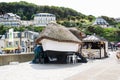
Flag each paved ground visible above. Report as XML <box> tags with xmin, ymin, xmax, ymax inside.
<box><xmin>0</xmin><ymin>51</ymin><xmax>120</xmax><ymax>80</ymax></box>
<box><xmin>66</xmin><ymin>51</ymin><xmax>120</xmax><ymax>80</ymax></box>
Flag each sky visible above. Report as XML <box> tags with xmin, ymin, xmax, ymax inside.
<box><xmin>0</xmin><ymin>0</ymin><xmax>120</xmax><ymax>18</ymax></box>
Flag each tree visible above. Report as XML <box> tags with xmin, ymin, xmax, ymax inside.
<box><xmin>101</xmin><ymin>16</ymin><xmax>116</xmax><ymax>25</ymax></box>
<box><xmin>87</xmin><ymin>15</ymin><xmax>95</xmax><ymax>22</ymax></box>
<box><xmin>84</xmin><ymin>25</ymin><xmax>104</xmax><ymax>36</ymax></box>
<box><xmin>0</xmin><ymin>25</ymin><xmax>10</xmax><ymax>35</ymax></box>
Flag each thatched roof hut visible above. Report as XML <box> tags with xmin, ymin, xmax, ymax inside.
<box><xmin>82</xmin><ymin>34</ymin><xmax>108</xmax><ymax>59</ymax></box>
<box><xmin>35</xmin><ymin>22</ymin><xmax>82</xmax><ymax>52</ymax></box>
<box><xmin>36</xmin><ymin>23</ymin><xmax>81</xmax><ymax>44</ymax></box>
<box><xmin>68</xmin><ymin>28</ymin><xmax>86</xmax><ymax>40</ymax></box>
<box><xmin>35</xmin><ymin>22</ymin><xmax>83</xmax><ymax>63</ymax></box>
<box><xmin>83</xmin><ymin>34</ymin><xmax>107</xmax><ymax>42</ymax></box>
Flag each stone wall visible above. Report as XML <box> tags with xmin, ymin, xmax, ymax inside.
<box><xmin>0</xmin><ymin>53</ymin><xmax>34</xmax><ymax>66</ymax></box>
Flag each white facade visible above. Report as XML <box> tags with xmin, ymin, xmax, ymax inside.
<box><xmin>41</xmin><ymin>39</ymin><xmax>79</xmax><ymax>52</ymax></box>
<box><xmin>0</xmin><ymin>39</ymin><xmax>5</xmax><ymax>50</ymax></box>
<box><xmin>34</xmin><ymin>13</ymin><xmax>56</xmax><ymax>26</ymax></box>
<box><xmin>115</xmin><ymin>18</ymin><xmax>120</xmax><ymax>22</ymax></box>
<box><xmin>0</xmin><ymin>13</ymin><xmax>21</xmax><ymax>27</ymax></box>
<box><xmin>4</xmin><ymin>31</ymin><xmax>39</xmax><ymax>53</ymax></box>
<box><xmin>21</xmin><ymin>20</ymin><xmax>34</xmax><ymax>26</ymax></box>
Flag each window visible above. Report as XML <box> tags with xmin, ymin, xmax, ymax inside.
<box><xmin>21</xmin><ymin>41</ymin><xmax>25</xmax><ymax>47</ymax></box>
<box><xmin>15</xmin><ymin>41</ymin><xmax>18</xmax><ymax>46</ymax></box>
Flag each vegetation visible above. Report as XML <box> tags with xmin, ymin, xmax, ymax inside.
<box><xmin>0</xmin><ymin>25</ymin><xmax>10</xmax><ymax>35</ymax></box>
<box><xmin>0</xmin><ymin>24</ymin><xmax>44</xmax><ymax>34</ymax></box>
<box><xmin>0</xmin><ymin>1</ymin><xmax>120</xmax><ymax>42</ymax></box>
<box><xmin>0</xmin><ymin>1</ymin><xmax>87</xmax><ymax>20</ymax></box>
<box><xmin>101</xmin><ymin>16</ymin><xmax>117</xmax><ymax>26</ymax></box>
<box><xmin>83</xmin><ymin>25</ymin><xmax>120</xmax><ymax>42</ymax></box>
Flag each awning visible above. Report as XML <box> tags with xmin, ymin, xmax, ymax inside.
<box><xmin>117</xmin><ymin>42</ymin><xmax>120</xmax><ymax>46</ymax></box>
<box><xmin>2</xmin><ymin>47</ymin><xmax>18</xmax><ymax>51</ymax></box>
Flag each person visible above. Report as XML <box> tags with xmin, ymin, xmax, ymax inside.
<box><xmin>110</xmin><ymin>42</ymin><xmax>114</xmax><ymax>51</ymax></box>
<box><xmin>32</xmin><ymin>43</ymin><xmax>44</xmax><ymax>63</ymax></box>
<box><xmin>17</xmin><ymin>44</ymin><xmax>21</xmax><ymax>53</ymax></box>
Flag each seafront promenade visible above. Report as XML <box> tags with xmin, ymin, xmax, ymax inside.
<box><xmin>66</xmin><ymin>51</ymin><xmax>120</xmax><ymax>80</ymax></box>
<box><xmin>0</xmin><ymin>50</ymin><xmax>119</xmax><ymax>80</ymax></box>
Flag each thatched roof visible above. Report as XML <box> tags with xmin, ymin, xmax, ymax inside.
<box><xmin>35</xmin><ymin>22</ymin><xmax>81</xmax><ymax>44</ymax></box>
<box><xmin>68</xmin><ymin>28</ymin><xmax>86</xmax><ymax>40</ymax></box>
<box><xmin>83</xmin><ymin>34</ymin><xmax>107</xmax><ymax>42</ymax></box>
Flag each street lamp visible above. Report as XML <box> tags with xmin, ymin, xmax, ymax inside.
<box><xmin>25</xmin><ymin>29</ymin><xmax>31</xmax><ymax>53</ymax></box>
<box><xmin>25</xmin><ymin>41</ymin><xmax>27</xmax><ymax>53</ymax></box>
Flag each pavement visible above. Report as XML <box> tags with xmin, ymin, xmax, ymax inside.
<box><xmin>0</xmin><ymin>50</ymin><xmax>120</xmax><ymax>80</ymax></box>
<box><xmin>66</xmin><ymin>51</ymin><xmax>120</xmax><ymax>80</ymax></box>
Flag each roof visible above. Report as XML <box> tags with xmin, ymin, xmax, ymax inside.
<box><xmin>35</xmin><ymin>13</ymin><xmax>55</xmax><ymax>16</ymax></box>
<box><xmin>82</xmin><ymin>34</ymin><xmax>107</xmax><ymax>42</ymax></box>
<box><xmin>35</xmin><ymin>22</ymin><xmax>81</xmax><ymax>44</ymax></box>
<box><xmin>6</xmin><ymin>13</ymin><xmax>21</xmax><ymax>18</ymax></box>
<box><xmin>93</xmin><ymin>17</ymin><xmax>109</xmax><ymax>25</ymax></box>
<box><xmin>7</xmin><ymin>13</ymin><xmax>15</xmax><ymax>16</ymax></box>
<box><xmin>27</xmin><ymin>31</ymin><xmax>39</xmax><ymax>35</ymax></box>
<box><xmin>68</xmin><ymin>28</ymin><xmax>86</xmax><ymax>40</ymax></box>
<box><xmin>0</xmin><ymin>35</ymin><xmax>5</xmax><ymax>39</ymax></box>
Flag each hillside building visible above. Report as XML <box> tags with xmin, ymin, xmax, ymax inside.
<box><xmin>34</xmin><ymin>13</ymin><xmax>56</xmax><ymax>26</ymax></box>
<box><xmin>0</xmin><ymin>13</ymin><xmax>21</xmax><ymax>27</ymax></box>
<box><xmin>93</xmin><ymin>17</ymin><xmax>109</xmax><ymax>28</ymax></box>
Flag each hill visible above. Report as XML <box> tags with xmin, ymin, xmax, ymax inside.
<box><xmin>0</xmin><ymin>1</ymin><xmax>88</xmax><ymax>20</ymax></box>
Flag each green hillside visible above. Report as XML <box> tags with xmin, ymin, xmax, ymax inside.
<box><xmin>0</xmin><ymin>1</ymin><xmax>88</xmax><ymax>20</ymax></box>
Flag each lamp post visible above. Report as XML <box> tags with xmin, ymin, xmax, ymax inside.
<box><xmin>28</xmin><ymin>39</ymin><xmax>30</xmax><ymax>53</ymax></box>
<box><xmin>18</xmin><ymin>31</ymin><xmax>22</xmax><ymax>53</ymax></box>
<box><xmin>25</xmin><ymin>41</ymin><xmax>27</xmax><ymax>53</ymax></box>
<box><xmin>25</xmin><ymin>29</ymin><xmax>30</xmax><ymax>53</ymax></box>
<box><xmin>25</xmin><ymin>29</ymin><xmax>28</xmax><ymax>53</ymax></box>
<box><xmin>19</xmin><ymin>32</ymin><xmax>22</xmax><ymax>47</ymax></box>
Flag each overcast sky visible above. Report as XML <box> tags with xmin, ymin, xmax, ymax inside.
<box><xmin>0</xmin><ymin>0</ymin><xmax>120</xmax><ymax>18</ymax></box>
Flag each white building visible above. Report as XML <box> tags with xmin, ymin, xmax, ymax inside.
<box><xmin>0</xmin><ymin>38</ymin><xmax>5</xmax><ymax>50</ymax></box>
<box><xmin>2</xmin><ymin>30</ymin><xmax>39</xmax><ymax>53</ymax></box>
<box><xmin>93</xmin><ymin>17</ymin><xmax>109</xmax><ymax>28</ymax></box>
<box><xmin>115</xmin><ymin>18</ymin><xmax>120</xmax><ymax>22</ymax></box>
<box><xmin>0</xmin><ymin>13</ymin><xmax>21</xmax><ymax>27</ymax></box>
<box><xmin>34</xmin><ymin>13</ymin><xmax>56</xmax><ymax>26</ymax></box>
<box><xmin>21</xmin><ymin>20</ymin><xmax>34</xmax><ymax>26</ymax></box>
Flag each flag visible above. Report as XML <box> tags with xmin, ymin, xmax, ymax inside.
<box><xmin>9</xmin><ymin>28</ymin><xmax>14</xmax><ymax>42</ymax></box>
